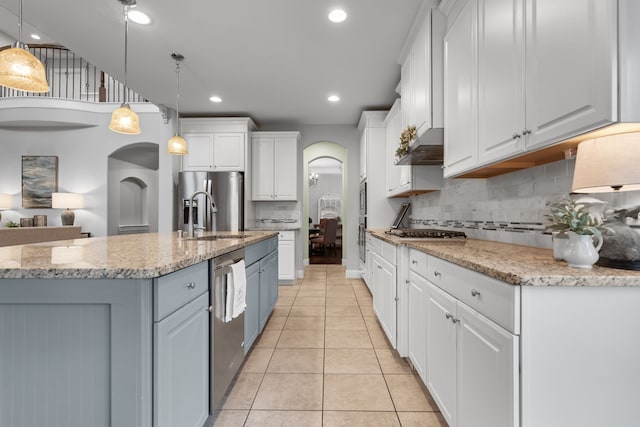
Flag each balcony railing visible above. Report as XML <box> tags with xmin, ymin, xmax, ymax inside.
<box><xmin>0</xmin><ymin>44</ymin><xmax>147</xmax><ymax>103</ymax></box>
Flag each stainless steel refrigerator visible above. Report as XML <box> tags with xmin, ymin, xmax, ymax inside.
<box><xmin>177</xmin><ymin>171</ymin><xmax>244</xmax><ymax>232</ymax></box>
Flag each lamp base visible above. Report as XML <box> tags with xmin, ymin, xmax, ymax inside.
<box><xmin>596</xmin><ymin>257</ymin><xmax>640</xmax><ymax>271</ymax></box>
<box><xmin>60</xmin><ymin>209</ymin><xmax>75</xmax><ymax>226</ymax></box>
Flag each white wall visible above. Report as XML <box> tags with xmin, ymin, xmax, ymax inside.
<box><xmin>309</xmin><ymin>173</ymin><xmax>343</xmax><ymax>224</ymax></box>
<box><xmin>0</xmin><ymin>98</ymin><xmax>176</xmax><ymax>237</ymax></box>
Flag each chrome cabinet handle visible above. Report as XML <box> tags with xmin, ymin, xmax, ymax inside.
<box><xmin>445</xmin><ymin>313</ymin><xmax>453</xmax><ymax>320</ymax></box>
<box><xmin>512</xmin><ymin>132</ymin><xmax>521</xmax><ymax>139</ymax></box>
<box><xmin>206</xmin><ymin>305</ymin><xmax>214</xmax><ymax>312</ymax></box>
<box><xmin>471</xmin><ymin>289</ymin><xmax>480</xmax><ymax>297</ymax></box>
<box><xmin>411</xmin><ymin>260</ymin><xmax>418</xmax><ymax>265</ymax></box>
<box><xmin>377</xmin><ymin>265</ymin><xmax>382</xmax><ymax>269</ymax></box>
<box><xmin>434</xmin><ymin>271</ymin><xmax>441</xmax><ymax>278</ymax></box>
<box><xmin>186</xmin><ymin>282</ymin><xmax>196</xmax><ymax>289</ymax></box>
<box><xmin>522</xmin><ymin>129</ymin><xmax>531</xmax><ymax>135</ymax></box>
<box><xmin>405</xmin><ymin>279</ymin><xmax>410</xmax><ymax>284</ymax></box>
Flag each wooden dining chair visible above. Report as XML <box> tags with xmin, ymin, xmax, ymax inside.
<box><xmin>310</xmin><ymin>218</ymin><xmax>337</xmax><ymax>256</ymax></box>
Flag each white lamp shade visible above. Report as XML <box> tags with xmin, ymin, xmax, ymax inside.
<box><xmin>52</xmin><ymin>193</ymin><xmax>84</xmax><ymax>209</ymax></box>
<box><xmin>0</xmin><ymin>193</ymin><xmax>12</xmax><ymax>209</ymax></box>
<box><xmin>572</xmin><ymin>133</ymin><xmax>640</xmax><ymax>193</ymax></box>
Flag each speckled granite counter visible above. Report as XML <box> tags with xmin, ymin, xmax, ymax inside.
<box><xmin>0</xmin><ymin>231</ymin><xmax>277</xmax><ymax>279</ymax></box>
<box><xmin>369</xmin><ymin>229</ymin><xmax>640</xmax><ymax>287</ymax></box>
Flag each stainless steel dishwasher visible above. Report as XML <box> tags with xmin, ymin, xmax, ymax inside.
<box><xmin>210</xmin><ymin>248</ymin><xmax>245</xmax><ymax>416</ymax></box>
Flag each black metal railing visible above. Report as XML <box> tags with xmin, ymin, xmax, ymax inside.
<box><xmin>0</xmin><ymin>44</ymin><xmax>147</xmax><ymax>103</ymax></box>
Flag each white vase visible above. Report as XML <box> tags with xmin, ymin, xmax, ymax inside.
<box><xmin>564</xmin><ymin>230</ymin><xmax>603</xmax><ymax>269</ymax></box>
<box><xmin>552</xmin><ymin>232</ymin><xmax>568</xmax><ymax>260</ymax></box>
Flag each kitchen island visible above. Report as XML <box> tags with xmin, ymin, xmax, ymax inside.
<box><xmin>366</xmin><ymin>229</ymin><xmax>640</xmax><ymax>427</ymax></box>
<box><xmin>0</xmin><ymin>231</ymin><xmax>278</xmax><ymax>427</ymax></box>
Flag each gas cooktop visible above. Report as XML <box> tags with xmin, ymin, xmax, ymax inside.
<box><xmin>385</xmin><ymin>228</ymin><xmax>467</xmax><ymax>239</ymax></box>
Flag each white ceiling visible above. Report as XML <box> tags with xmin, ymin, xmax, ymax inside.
<box><xmin>0</xmin><ymin>0</ymin><xmax>426</xmax><ymax>127</ymax></box>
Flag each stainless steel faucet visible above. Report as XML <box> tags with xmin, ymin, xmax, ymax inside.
<box><xmin>187</xmin><ymin>191</ymin><xmax>218</xmax><ymax>238</ymax></box>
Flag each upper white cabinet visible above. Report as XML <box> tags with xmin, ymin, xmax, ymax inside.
<box><xmin>180</xmin><ymin>118</ymin><xmax>256</xmax><ymax>172</ymax></box>
<box><xmin>443</xmin><ymin>0</ymin><xmax>619</xmax><ymax>178</ymax></box>
<box><xmin>251</xmin><ymin>131</ymin><xmax>300</xmax><ymax>201</ymax></box>
<box><xmin>398</xmin><ymin>3</ymin><xmax>445</xmax><ymax>140</ymax></box>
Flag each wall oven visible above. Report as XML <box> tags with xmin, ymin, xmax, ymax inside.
<box><xmin>359</xmin><ymin>181</ymin><xmax>367</xmax><ymax>216</ymax></box>
<box><xmin>358</xmin><ymin>217</ymin><xmax>367</xmax><ymax>264</ymax></box>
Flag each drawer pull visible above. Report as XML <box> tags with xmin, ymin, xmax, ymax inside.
<box><xmin>445</xmin><ymin>313</ymin><xmax>460</xmax><ymax>324</ymax></box>
<box><xmin>411</xmin><ymin>260</ymin><xmax>418</xmax><ymax>265</ymax></box>
<box><xmin>207</xmin><ymin>305</ymin><xmax>214</xmax><ymax>312</ymax></box>
<box><xmin>471</xmin><ymin>289</ymin><xmax>480</xmax><ymax>297</ymax></box>
<box><xmin>377</xmin><ymin>265</ymin><xmax>382</xmax><ymax>269</ymax></box>
<box><xmin>186</xmin><ymin>282</ymin><xmax>196</xmax><ymax>290</ymax></box>
<box><xmin>434</xmin><ymin>271</ymin><xmax>441</xmax><ymax>278</ymax></box>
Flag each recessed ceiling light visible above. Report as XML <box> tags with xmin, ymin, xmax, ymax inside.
<box><xmin>328</xmin><ymin>9</ymin><xmax>347</xmax><ymax>23</ymax></box>
<box><xmin>30</xmin><ymin>34</ymin><xmax>40</xmax><ymax>40</ymax></box>
<box><xmin>128</xmin><ymin>10</ymin><xmax>151</xmax><ymax>25</ymax></box>
<box><xmin>328</xmin><ymin>95</ymin><xmax>340</xmax><ymax>102</ymax></box>
<box><xmin>210</xmin><ymin>96</ymin><xmax>222</xmax><ymax>103</ymax></box>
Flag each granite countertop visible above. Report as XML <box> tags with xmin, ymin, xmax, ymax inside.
<box><xmin>369</xmin><ymin>229</ymin><xmax>640</xmax><ymax>287</ymax></box>
<box><xmin>0</xmin><ymin>231</ymin><xmax>278</xmax><ymax>280</ymax></box>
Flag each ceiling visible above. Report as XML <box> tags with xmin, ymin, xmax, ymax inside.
<box><xmin>0</xmin><ymin>0</ymin><xmax>426</xmax><ymax>127</ymax></box>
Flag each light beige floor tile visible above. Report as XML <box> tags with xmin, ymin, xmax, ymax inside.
<box><xmin>284</xmin><ymin>316</ymin><xmax>325</xmax><ymax>331</ymax></box>
<box><xmin>289</xmin><ymin>305</ymin><xmax>326</xmax><ymax>317</ymax></box>
<box><xmin>241</xmin><ymin>347</ymin><xmax>274</xmax><ymax>373</ymax></box>
<box><xmin>271</xmin><ymin>306</ymin><xmax>291</xmax><ymax>317</ymax></box>
<box><xmin>326</xmin><ymin>305</ymin><xmax>364</xmax><ymax>317</ymax></box>
<box><xmin>275</xmin><ymin>296</ymin><xmax>295</xmax><ymax>308</ymax></box>
<box><xmin>212</xmin><ymin>409</ymin><xmax>249</xmax><ymax>427</ymax></box>
<box><xmin>296</xmin><ymin>289</ymin><xmax>327</xmax><ymax>298</ymax></box>
<box><xmin>323</xmin><ymin>374</ymin><xmax>394</xmax><ymax>411</ymax></box>
<box><xmin>277</xmin><ymin>329</ymin><xmax>325</xmax><ymax>348</ymax></box>
<box><xmin>386</xmin><ymin>374</ymin><xmax>438</xmax><ymax>411</ymax></box>
<box><xmin>359</xmin><ymin>306</ymin><xmax>376</xmax><ymax>317</ymax></box>
<box><xmin>396</xmin><ymin>412</ymin><xmax>448</xmax><ymax>427</ymax></box>
<box><xmin>325</xmin><ymin>316</ymin><xmax>366</xmax><ymax>331</ymax></box>
<box><xmin>324</xmin><ymin>348</ymin><xmax>381</xmax><ymax>374</ymax></box>
<box><xmin>277</xmin><ymin>287</ymin><xmax>299</xmax><ymax>297</ymax></box>
<box><xmin>326</xmin><ymin>289</ymin><xmax>355</xmax><ymax>298</ymax></box>
<box><xmin>324</xmin><ymin>330</ymin><xmax>373</xmax><ymax>348</ymax></box>
<box><xmin>253</xmin><ymin>373</ymin><xmax>323</xmax><ymax>410</ymax></box>
<box><xmin>326</xmin><ymin>296</ymin><xmax>358</xmax><ymax>307</ymax></box>
<box><xmin>222</xmin><ymin>372</ymin><xmax>264</xmax><ymax>409</ymax></box>
<box><xmin>326</xmin><ymin>279</ymin><xmax>352</xmax><ymax>286</ymax></box>
<box><xmin>364</xmin><ymin>316</ymin><xmax>384</xmax><ymax>333</ymax></box>
<box><xmin>323</xmin><ymin>411</ymin><xmax>400</xmax><ymax>427</ymax></box>
<box><xmin>356</xmin><ymin>295</ymin><xmax>373</xmax><ymax>306</ymax></box>
<box><xmin>245</xmin><ymin>410</ymin><xmax>322</xmax><ymax>427</ymax></box>
<box><xmin>267</xmin><ymin>348</ymin><xmax>324</xmax><ymax>373</ymax></box>
<box><xmin>253</xmin><ymin>330</ymin><xmax>281</xmax><ymax>348</ymax></box>
<box><xmin>369</xmin><ymin>330</ymin><xmax>392</xmax><ymax>349</ymax></box>
<box><xmin>263</xmin><ymin>316</ymin><xmax>287</xmax><ymax>332</ymax></box>
<box><xmin>293</xmin><ymin>296</ymin><xmax>326</xmax><ymax>306</ymax></box>
<box><xmin>376</xmin><ymin>348</ymin><xmax>413</xmax><ymax>374</ymax></box>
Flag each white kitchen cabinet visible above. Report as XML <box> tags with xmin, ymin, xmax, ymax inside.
<box><xmin>407</xmin><ymin>270</ymin><xmax>428</xmax><ymax>382</ymax></box>
<box><xmin>277</xmin><ymin>230</ymin><xmax>295</xmax><ymax>282</ymax></box>
<box><xmin>444</xmin><ymin>0</ymin><xmax>617</xmax><ymax>178</ymax></box>
<box><xmin>251</xmin><ymin>132</ymin><xmax>300</xmax><ymax>201</ymax></box>
<box><xmin>398</xmin><ymin>3</ymin><xmax>444</xmax><ymax>139</ymax></box>
<box><xmin>369</xmin><ymin>237</ymin><xmax>398</xmax><ymax>348</ymax></box>
<box><xmin>182</xmin><ymin>133</ymin><xmax>246</xmax><ymax>171</ymax></box>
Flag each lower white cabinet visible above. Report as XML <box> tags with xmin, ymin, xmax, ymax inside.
<box><xmin>154</xmin><ymin>292</ymin><xmax>210</xmax><ymax>427</ymax></box>
<box><xmin>407</xmin><ymin>270</ymin><xmax>428</xmax><ymax>383</ymax></box>
<box><xmin>370</xmin><ymin>238</ymin><xmax>398</xmax><ymax>348</ymax></box>
<box><xmin>277</xmin><ymin>231</ymin><xmax>295</xmax><ymax>282</ymax></box>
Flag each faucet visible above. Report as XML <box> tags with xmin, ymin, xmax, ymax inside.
<box><xmin>187</xmin><ymin>191</ymin><xmax>218</xmax><ymax>238</ymax></box>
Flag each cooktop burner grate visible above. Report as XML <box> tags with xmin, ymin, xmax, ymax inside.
<box><xmin>386</xmin><ymin>228</ymin><xmax>467</xmax><ymax>239</ymax></box>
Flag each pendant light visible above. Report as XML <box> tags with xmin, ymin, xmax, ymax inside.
<box><xmin>0</xmin><ymin>0</ymin><xmax>50</xmax><ymax>92</ymax></box>
<box><xmin>168</xmin><ymin>53</ymin><xmax>188</xmax><ymax>154</ymax></box>
<box><xmin>109</xmin><ymin>0</ymin><xmax>141</xmax><ymax>135</ymax></box>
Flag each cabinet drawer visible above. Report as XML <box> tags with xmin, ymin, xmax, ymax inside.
<box><xmin>427</xmin><ymin>256</ymin><xmax>519</xmax><ymax>334</ymax></box>
<box><xmin>246</xmin><ymin>236</ymin><xmax>278</xmax><ymax>266</ymax></box>
<box><xmin>278</xmin><ymin>231</ymin><xmax>295</xmax><ymax>241</ymax></box>
<box><xmin>380</xmin><ymin>239</ymin><xmax>397</xmax><ymax>264</ymax></box>
<box><xmin>408</xmin><ymin>248</ymin><xmax>428</xmax><ymax>278</ymax></box>
<box><xmin>154</xmin><ymin>262</ymin><xmax>209</xmax><ymax>322</ymax></box>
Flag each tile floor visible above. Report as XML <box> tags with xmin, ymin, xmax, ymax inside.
<box><xmin>213</xmin><ymin>264</ymin><xmax>448</xmax><ymax>427</ymax></box>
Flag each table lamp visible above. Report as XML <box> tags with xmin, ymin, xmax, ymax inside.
<box><xmin>571</xmin><ymin>132</ymin><xmax>640</xmax><ymax>270</ymax></box>
<box><xmin>0</xmin><ymin>193</ymin><xmax>11</xmax><ymax>222</ymax></box>
<box><xmin>52</xmin><ymin>193</ymin><xmax>84</xmax><ymax>226</ymax></box>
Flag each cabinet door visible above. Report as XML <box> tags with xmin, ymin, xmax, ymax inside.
<box><xmin>154</xmin><ymin>292</ymin><xmax>209</xmax><ymax>427</ymax></box>
<box><xmin>212</xmin><ymin>133</ymin><xmax>245</xmax><ymax>171</ymax></box>
<box><xmin>425</xmin><ymin>282</ymin><xmax>457</xmax><ymax>427</ymax></box>
<box><xmin>408</xmin><ymin>271</ymin><xmax>428</xmax><ymax>383</ymax></box>
<box><xmin>443</xmin><ymin>0</ymin><xmax>478</xmax><ymax>178</ymax></box>
<box><xmin>278</xmin><ymin>239</ymin><xmax>295</xmax><ymax>281</ymax></box>
<box><xmin>372</xmin><ymin>255</ymin><xmax>383</xmax><ymax>319</ymax></box>
<box><xmin>244</xmin><ymin>262</ymin><xmax>261</xmax><ymax>353</ymax></box>
<box><xmin>385</xmin><ymin>101</ymin><xmax>407</xmax><ymax>195</ymax></box>
<box><xmin>359</xmin><ymin>131</ymin><xmax>367</xmax><ymax>181</ymax></box>
<box><xmin>251</xmin><ymin>137</ymin><xmax>275</xmax><ymax>200</ymax></box>
<box><xmin>412</xmin><ymin>12</ymin><xmax>430</xmax><ymax>134</ymax></box>
<box><xmin>259</xmin><ymin>250</ymin><xmax>279</xmax><ymax>330</ymax></box>
<box><xmin>182</xmin><ymin>133</ymin><xmax>213</xmax><ymax>171</ymax></box>
<box><xmin>457</xmin><ymin>302</ymin><xmax>519</xmax><ymax>427</ymax></box>
<box><xmin>525</xmin><ymin>0</ymin><xmax>615</xmax><ymax>150</ymax></box>
<box><xmin>378</xmin><ymin>255</ymin><xmax>397</xmax><ymax>348</ymax></box>
<box><xmin>400</xmin><ymin>58</ymin><xmax>414</xmax><ymax>131</ymax></box>
<box><xmin>273</xmin><ymin>137</ymin><xmax>298</xmax><ymax>200</ymax></box>
<box><xmin>477</xmin><ymin>0</ymin><xmax>525</xmax><ymax>165</ymax></box>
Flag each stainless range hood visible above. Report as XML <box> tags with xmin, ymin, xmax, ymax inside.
<box><xmin>394</xmin><ymin>128</ymin><xmax>444</xmax><ymax>165</ymax></box>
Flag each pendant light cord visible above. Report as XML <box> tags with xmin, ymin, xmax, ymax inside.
<box><xmin>18</xmin><ymin>0</ymin><xmax>23</xmax><ymax>43</ymax></box>
<box><xmin>123</xmin><ymin>3</ymin><xmax>129</xmax><ymax>104</ymax></box>
<box><xmin>175</xmin><ymin>59</ymin><xmax>180</xmax><ymax>133</ymax></box>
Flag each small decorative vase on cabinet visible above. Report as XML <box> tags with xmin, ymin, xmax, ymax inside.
<box><xmin>564</xmin><ymin>231</ymin><xmax>603</xmax><ymax>269</ymax></box>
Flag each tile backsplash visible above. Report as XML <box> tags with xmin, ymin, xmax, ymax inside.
<box><xmin>410</xmin><ymin>159</ymin><xmax>640</xmax><ymax>249</ymax></box>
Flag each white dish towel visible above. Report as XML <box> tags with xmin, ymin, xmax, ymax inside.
<box><xmin>225</xmin><ymin>259</ymin><xmax>247</xmax><ymax>321</ymax></box>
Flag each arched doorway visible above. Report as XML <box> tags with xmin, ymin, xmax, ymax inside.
<box><xmin>308</xmin><ymin>157</ymin><xmax>343</xmax><ymax>264</ymax></box>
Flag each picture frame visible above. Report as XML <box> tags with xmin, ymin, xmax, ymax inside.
<box><xmin>22</xmin><ymin>155</ymin><xmax>59</xmax><ymax>208</ymax></box>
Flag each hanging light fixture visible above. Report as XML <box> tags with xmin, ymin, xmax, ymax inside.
<box><xmin>0</xmin><ymin>0</ymin><xmax>50</xmax><ymax>92</ymax></box>
<box><xmin>109</xmin><ymin>0</ymin><xmax>141</xmax><ymax>135</ymax></box>
<box><xmin>168</xmin><ymin>53</ymin><xmax>188</xmax><ymax>154</ymax></box>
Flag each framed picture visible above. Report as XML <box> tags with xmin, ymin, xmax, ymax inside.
<box><xmin>22</xmin><ymin>156</ymin><xmax>59</xmax><ymax>208</ymax></box>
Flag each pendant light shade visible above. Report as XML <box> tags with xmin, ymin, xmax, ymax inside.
<box><xmin>109</xmin><ymin>0</ymin><xmax>141</xmax><ymax>135</ymax></box>
<box><xmin>0</xmin><ymin>1</ymin><xmax>50</xmax><ymax>93</ymax></box>
<box><xmin>168</xmin><ymin>52</ymin><xmax>188</xmax><ymax>155</ymax></box>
